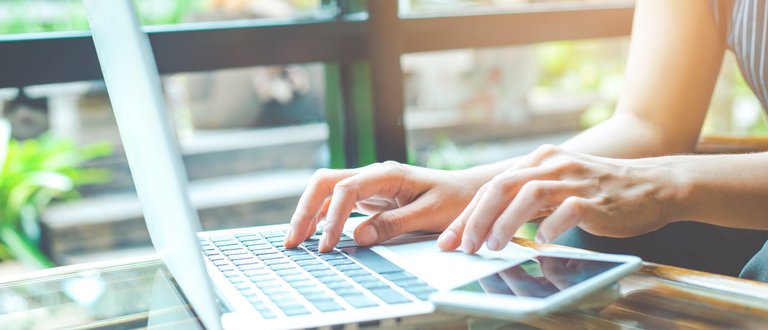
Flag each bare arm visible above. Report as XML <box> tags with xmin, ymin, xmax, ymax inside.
<box><xmin>465</xmin><ymin>0</ymin><xmax>725</xmax><ymax>183</ymax></box>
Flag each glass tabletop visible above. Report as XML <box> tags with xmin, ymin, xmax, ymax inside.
<box><xmin>3</xmin><ymin>244</ymin><xmax>768</xmax><ymax>329</ymax></box>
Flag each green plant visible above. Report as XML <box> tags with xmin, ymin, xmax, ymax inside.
<box><xmin>0</xmin><ymin>119</ymin><xmax>112</xmax><ymax>269</ymax></box>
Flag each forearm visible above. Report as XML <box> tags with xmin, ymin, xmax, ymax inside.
<box><xmin>662</xmin><ymin>152</ymin><xmax>768</xmax><ymax>230</ymax></box>
<box><xmin>459</xmin><ymin>111</ymin><xmax>679</xmax><ymax>185</ymax></box>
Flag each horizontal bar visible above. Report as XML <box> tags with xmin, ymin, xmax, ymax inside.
<box><xmin>400</xmin><ymin>3</ymin><xmax>634</xmax><ymax>53</ymax></box>
<box><xmin>0</xmin><ymin>18</ymin><xmax>367</xmax><ymax>88</ymax></box>
<box><xmin>0</xmin><ymin>4</ymin><xmax>633</xmax><ymax>88</ymax></box>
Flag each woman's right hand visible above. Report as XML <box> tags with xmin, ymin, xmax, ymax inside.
<box><xmin>283</xmin><ymin>161</ymin><xmax>480</xmax><ymax>252</ymax></box>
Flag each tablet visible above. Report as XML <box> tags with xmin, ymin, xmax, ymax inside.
<box><xmin>430</xmin><ymin>251</ymin><xmax>641</xmax><ymax>320</ymax></box>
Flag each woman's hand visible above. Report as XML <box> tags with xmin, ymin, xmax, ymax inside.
<box><xmin>437</xmin><ymin>145</ymin><xmax>681</xmax><ymax>253</ymax></box>
<box><xmin>284</xmin><ymin>161</ymin><xmax>481</xmax><ymax>252</ymax></box>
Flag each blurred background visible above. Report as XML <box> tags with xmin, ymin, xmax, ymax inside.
<box><xmin>0</xmin><ymin>0</ymin><xmax>765</xmax><ymax>278</ymax></box>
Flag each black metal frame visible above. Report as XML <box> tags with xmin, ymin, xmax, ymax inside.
<box><xmin>0</xmin><ymin>1</ymin><xmax>634</xmax><ymax>164</ymax></box>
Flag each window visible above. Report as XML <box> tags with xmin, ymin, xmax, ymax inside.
<box><xmin>0</xmin><ymin>0</ymin><xmax>638</xmax><ymax>271</ymax></box>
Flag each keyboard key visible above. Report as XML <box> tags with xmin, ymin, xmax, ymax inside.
<box><xmin>212</xmin><ymin>259</ymin><xmax>228</xmax><ymax>266</ymax></box>
<box><xmin>259</xmin><ymin>231</ymin><xmax>285</xmax><ymax>238</ymax></box>
<box><xmin>303</xmin><ymin>264</ymin><xmax>329</xmax><ymax>272</ymax></box>
<box><xmin>333</xmin><ymin>287</ymin><xmax>361</xmax><ymax>296</ymax></box>
<box><xmin>281</xmin><ymin>305</ymin><xmax>311</xmax><ymax>316</ymax></box>
<box><xmin>318</xmin><ymin>253</ymin><xmax>345</xmax><ymax>261</ymax></box>
<box><xmin>296</xmin><ymin>286</ymin><xmax>324</xmax><ymax>295</ymax></box>
<box><xmin>233</xmin><ymin>259</ymin><xmax>260</xmax><ymax>266</ymax></box>
<box><xmin>274</xmin><ymin>269</ymin><xmax>302</xmax><ymax>277</ymax></box>
<box><xmin>254</xmin><ymin>280</ymin><xmax>281</xmax><ymax>289</ymax></box>
<box><xmin>381</xmin><ymin>271</ymin><xmax>416</xmax><ymax>282</ymax></box>
<box><xmin>304</xmin><ymin>291</ymin><xmax>333</xmax><ymax>301</ymax></box>
<box><xmin>326</xmin><ymin>281</ymin><xmax>354</xmax><ymax>290</ymax></box>
<box><xmin>341</xmin><ymin>247</ymin><xmax>402</xmax><ymax>273</ymax></box>
<box><xmin>289</xmin><ymin>254</ymin><xmax>315</xmax><ymax>261</ymax></box>
<box><xmin>282</xmin><ymin>274</ymin><xmax>307</xmax><ymax>283</ymax></box>
<box><xmin>217</xmin><ymin>266</ymin><xmax>235</xmax><ymax>272</ymax></box>
<box><xmin>313</xmin><ymin>300</ymin><xmax>344</xmax><ymax>312</ymax></box>
<box><xmin>259</xmin><ymin>254</ymin><xmax>285</xmax><ymax>261</ymax></box>
<box><xmin>260</xmin><ymin>311</ymin><xmax>277</xmax><ymax>319</ymax></box>
<box><xmin>335</xmin><ymin>264</ymin><xmax>362</xmax><ymax>272</ymax></box>
<box><xmin>237</xmin><ymin>263</ymin><xmax>263</xmax><ymax>271</ymax></box>
<box><xmin>406</xmin><ymin>287</ymin><xmax>437</xmax><ymax>301</ymax></box>
<box><xmin>284</xmin><ymin>249</ymin><xmax>309</xmax><ymax>256</ymax></box>
<box><xmin>223</xmin><ymin>249</ymin><xmax>249</xmax><ymax>256</ymax></box>
<box><xmin>370</xmin><ymin>288</ymin><xmax>411</xmax><ymax>305</ymax></box>
<box><xmin>359</xmin><ymin>281</ymin><xmax>390</xmax><ymax>290</ymax></box>
<box><xmin>342</xmin><ymin>294</ymin><xmax>378</xmax><ymax>308</ymax></box>
<box><xmin>219</xmin><ymin>245</ymin><xmax>244</xmax><ymax>251</ymax></box>
<box><xmin>263</xmin><ymin>258</ymin><xmax>289</xmax><ymax>266</ymax></box>
<box><xmin>262</xmin><ymin>287</ymin><xmax>291</xmax><ymax>296</ymax></box>
<box><xmin>397</xmin><ymin>279</ymin><xmax>429</xmax><ymax>289</ymax></box>
<box><xmin>269</xmin><ymin>263</ymin><xmax>295</xmax><ymax>271</ymax></box>
<box><xmin>296</xmin><ymin>259</ymin><xmax>322</xmax><ymax>267</ymax></box>
<box><xmin>290</xmin><ymin>280</ymin><xmax>317</xmax><ymax>289</ymax></box>
<box><xmin>326</xmin><ymin>258</ymin><xmax>354</xmax><ymax>266</ymax></box>
<box><xmin>228</xmin><ymin>255</ymin><xmax>256</xmax><ymax>261</ymax></box>
<box><xmin>243</xmin><ymin>269</ymin><xmax>270</xmax><ymax>277</ymax></box>
<box><xmin>350</xmin><ymin>274</ymin><xmax>377</xmax><ymax>283</ymax></box>
<box><xmin>210</xmin><ymin>236</ymin><xmax>235</xmax><ymax>243</ymax></box>
<box><xmin>342</xmin><ymin>269</ymin><xmax>369</xmax><ymax>277</ymax></box>
<box><xmin>222</xmin><ymin>271</ymin><xmax>240</xmax><ymax>278</ymax></box>
<box><xmin>308</xmin><ymin>269</ymin><xmax>336</xmax><ymax>278</ymax></box>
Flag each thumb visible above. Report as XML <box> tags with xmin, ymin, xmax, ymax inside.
<box><xmin>353</xmin><ymin>197</ymin><xmax>433</xmax><ymax>246</ymax></box>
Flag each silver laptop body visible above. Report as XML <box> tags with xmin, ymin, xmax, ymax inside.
<box><xmin>84</xmin><ymin>1</ymin><xmax>452</xmax><ymax>329</ymax></box>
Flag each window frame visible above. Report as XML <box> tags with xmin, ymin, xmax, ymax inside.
<box><xmin>0</xmin><ymin>0</ymin><xmax>634</xmax><ymax>167</ymax></box>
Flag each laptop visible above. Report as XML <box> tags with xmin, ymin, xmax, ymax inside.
<box><xmin>84</xmin><ymin>1</ymin><xmax>544</xmax><ymax>329</ymax></box>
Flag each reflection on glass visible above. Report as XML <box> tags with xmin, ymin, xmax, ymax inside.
<box><xmin>455</xmin><ymin>256</ymin><xmax>621</xmax><ymax>299</ymax></box>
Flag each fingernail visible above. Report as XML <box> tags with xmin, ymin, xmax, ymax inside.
<box><xmin>283</xmin><ymin>227</ymin><xmax>293</xmax><ymax>244</ymax></box>
<box><xmin>320</xmin><ymin>234</ymin><xmax>332</xmax><ymax>251</ymax></box>
<box><xmin>462</xmin><ymin>237</ymin><xmax>476</xmax><ymax>254</ymax></box>
<box><xmin>486</xmin><ymin>236</ymin><xmax>504</xmax><ymax>251</ymax></box>
<box><xmin>356</xmin><ymin>226</ymin><xmax>378</xmax><ymax>245</ymax></box>
<box><xmin>437</xmin><ymin>230</ymin><xmax>457</xmax><ymax>249</ymax></box>
<box><xmin>535</xmin><ymin>231</ymin><xmax>548</xmax><ymax>244</ymax></box>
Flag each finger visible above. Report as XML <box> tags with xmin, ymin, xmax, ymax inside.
<box><xmin>355</xmin><ymin>198</ymin><xmax>398</xmax><ymax>214</ymax></box>
<box><xmin>285</xmin><ymin>169</ymin><xmax>358</xmax><ymax>248</ymax></box>
<box><xmin>535</xmin><ymin>196</ymin><xmax>593</xmax><ymax>244</ymax></box>
<box><xmin>320</xmin><ymin>162</ymin><xmax>409</xmax><ymax>252</ymax></box>
<box><xmin>302</xmin><ymin>198</ymin><xmax>331</xmax><ymax>241</ymax></box>
<box><xmin>461</xmin><ymin>167</ymin><xmax>561</xmax><ymax>254</ymax></box>
<box><xmin>354</xmin><ymin>191</ymin><xmax>439</xmax><ymax>246</ymax></box>
<box><xmin>486</xmin><ymin>180</ymin><xmax>587</xmax><ymax>250</ymax></box>
<box><xmin>437</xmin><ymin>184</ymin><xmax>488</xmax><ymax>251</ymax></box>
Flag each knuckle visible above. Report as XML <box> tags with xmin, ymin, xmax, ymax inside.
<box><xmin>521</xmin><ymin>180</ymin><xmax>547</xmax><ymax>200</ymax></box>
<box><xmin>488</xmin><ymin>175</ymin><xmax>515</xmax><ymax>195</ymax></box>
<box><xmin>381</xmin><ymin>160</ymin><xmax>405</xmax><ymax>175</ymax></box>
<box><xmin>310</xmin><ymin>168</ymin><xmax>333</xmax><ymax>183</ymax></box>
<box><xmin>563</xmin><ymin>197</ymin><xmax>586</xmax><ymax>216</ymax></box>
<box><xmin>535</xmin><ymin>144</ymin><xmax>559</xmax><ymax>157</ymax></box>
<box><xmin>377</xmin><ymin>211</ymin><xmax>405</xmax><ymax>237</ymax></box>
<box><xmin>333</xmin><ymin>180</ymin><xmax>357</xmax><ymax>196</ymax></box>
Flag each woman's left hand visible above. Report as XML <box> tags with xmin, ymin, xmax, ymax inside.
<box><xmin>436</xmin><ymin>144</ymin><xmax>681</xmax><ymax>253</ymax></box>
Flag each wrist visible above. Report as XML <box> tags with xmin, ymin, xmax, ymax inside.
<box><xmin>642</xmin><ymin>155</ymin><xmax>696</xmax><ymax>223</ymax></box>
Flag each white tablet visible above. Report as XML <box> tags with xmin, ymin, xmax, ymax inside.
<box><xmin>430</xmin><ymin>251</ymin><xmax>641</xmax><ymax>320</ymax></box>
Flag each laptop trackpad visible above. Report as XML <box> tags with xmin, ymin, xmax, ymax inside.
<box><xmin>370</xmin><ymin>233</ymin><xmax>539</xmax><ymax>292</ymax></box>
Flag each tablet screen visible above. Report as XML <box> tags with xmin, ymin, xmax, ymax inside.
<box><xmin>453</xmin><ymin>256</ymin><xmax>623</xmax><ymax>299</ymax></box>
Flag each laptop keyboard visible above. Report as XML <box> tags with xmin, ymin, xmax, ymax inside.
<box><xmin>199</xmin><ymin>230</ymin><xmax>436</xmax><ymax>319</ymax></box>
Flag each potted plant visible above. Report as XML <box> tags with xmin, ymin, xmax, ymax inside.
<box><xmin>0</xmin><ymin>119</ymin><xmax>111</xmax><ymax>269</ymax></box>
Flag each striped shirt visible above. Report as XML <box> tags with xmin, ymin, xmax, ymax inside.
<box><xmin>711</xmin><ymin>0</ymin><xmax>768</xmax><ymax>109</ymax></box>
